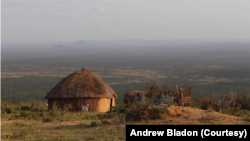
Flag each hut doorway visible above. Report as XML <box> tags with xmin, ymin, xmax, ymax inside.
<box><xmin>110</xmin><ymin>98</ymin><xmax>113</xmax><ymax>111</ymax></box>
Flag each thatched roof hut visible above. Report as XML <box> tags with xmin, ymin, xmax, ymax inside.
<box><xmin>124</xmin><ymin>91</ymin><xmax>149</xmax><ymax>107</ymax></box>
<box><xmin>45</xmin><ymin>67</ymin><xmax>117</xmax><ymax>112</ymax></box>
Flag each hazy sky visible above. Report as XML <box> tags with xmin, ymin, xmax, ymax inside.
<box><xmin>2</xmin><ymin>0</ymin><xmax>250</xmax><ymax>44</ymax></box>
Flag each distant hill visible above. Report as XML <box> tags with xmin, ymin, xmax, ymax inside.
<box><xmin>224</xmin><ymin>42</ymin><xmax>239</xmax><ymax>45</ymax></box>
<box><xmin>54</xmin><ymin>44</ymin><xmax>66</xmax><ymax>48</ymax></box>
<box><xmin>52</xmin><ymin>40</ymin><xmax>91</xmax><ymax>49</ymax></box>
<box><xmin>72</xmin><ymin>40</ymin><xmax>90</xmax><ymax>45</ymax></box>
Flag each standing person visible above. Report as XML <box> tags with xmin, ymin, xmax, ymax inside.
<box><xmin>137</xmin><ymin>92</ymin><xmax>140</xmax><ymax>97</ymax></box>
<box><xmin>136</xmin><ymin>92</ymin><xmax>141</xmax><ymax>101</ymax></box>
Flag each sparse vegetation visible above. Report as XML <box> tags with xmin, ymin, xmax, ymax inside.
<box><xmin>90</xmin><ymin>121</ymin><xmax>97</xmax><ymax>126</ymax></box>
<box><xmin>2</xmin><ymin>52</ymin><xmax>250</xmax><ymax>140</ymax></box>
<box><xmin>1</xmin><ymin>98</ymin><xmax>250</xmax><ymax>140</ymax></box>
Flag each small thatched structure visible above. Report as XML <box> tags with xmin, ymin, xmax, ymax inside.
<box><xmin>124</xmin><ymin>91</ymin><xmax>149</xmax><ymax>107</ymax></box>
<box><xmin>45</xmin><ymin>67</ymin><xmax>117</xmax><ymax>112</ymax></box>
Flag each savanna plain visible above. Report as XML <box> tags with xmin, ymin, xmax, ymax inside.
<box><xmin>2</xmin><ymin>46</ymin><xmax>250</xmax><ymax>140</ymax></box>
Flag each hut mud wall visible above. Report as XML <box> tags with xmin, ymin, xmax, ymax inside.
<box><xmin>111</xmin><ymin>97</ymin><xmax>115</xmax><ymax>108</ymax></box>
<box><xmin>48</xmin><ymin>98</ymin><xmax>114</xmax><ymax>113</ymax></box>
<box><xmin>97</xmin><ymin>98</ymin><xmax>115</xmax><ymax>113</ymax></box>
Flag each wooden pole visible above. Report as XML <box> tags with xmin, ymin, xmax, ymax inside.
<box><xmin>176</xmin><ymin>85</ymin><xmax>179</xmax><ymax>98</ymax></box>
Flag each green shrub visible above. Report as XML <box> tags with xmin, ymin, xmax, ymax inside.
<box><xmin>125</xmin><ymin>102</ymin><xmax>150</xmax><ymax>121</ymax></box>
<box><xmin>39</xmin><ymin>112</ymin><xmax>46</xmax><ymax>117</ymax></box>
<box><xmin>90</xmin><ymin>115</ymin><xmax>98</xmax><ymax>120</ymax></box>
<box><xmin>49</xmin><ymin>110</ymin><xmax>58</xmax><ymax>118</ymax></box>
<box><xmin>90</xmin><ymin>121</ymin><xmax>97</xmax><ymax>126</ymax></box>
<box><xmin>21</xmin><ymin>106</ymin><xmax>31</xmax><ymax>111</ymax></box>
<box><xmin>97</xmin><ymin>113</ymin><xmax>104</xmax><ymax>119</ymax></box>
<box><xmin>80</xmin><ymin>113</ymin><xmax>98</xmax><ymax>120</ymax></box>
<box><xmin>6</xmin><ymin>107</ymin><xmax>16</xmax><ymax>114</ymax></box>
<box><xmin>58</xmin><ymin>111</ymin><xmax>67</xmax><ymax>121</ymax></box>
<box><xmin>107</xmin><ymin>105</ymin><xmax>128</xmax><ymax>115</ymax></box>
<box><xmin>189</xmin><ymin>102</ymin><xmax>202</xmax><ymax>109</ymax></box>
<box><xmin>235</xmin><ymin>109</ymin><xmax>249</xmax><ymax>117</ymax></box>
<box><xmin>222</xmin><ymin>108</ymin><xmax>250</xmax><ymax>117</ymax></box>
<box><xmin>101</xmin><ymin>119</ymin><xmax>110</xmax><ymax>125</ymax></box>
<box><xmin>207</xmin><ymin>106</ymin><xmax>214</xmax><ymax>112</ymax></box>
<box><xmin>19</xmin><ymin>110</ymin><xmax>40</xmax><ymax>120</ymax></box>
<box><xmin>43</xmin><ymin>116</ymin><xmax>53</xmax><ymax>122</ymax></box>
<box><xmin>201</xmin><ymin>105</ymin><xmax>208</xmax><ymax>110</ymax></box>
<box><xmin>103</xmin><ymin>112</ymin><xmax>119</xmax><ymax>119</ymax></box>
<box><xmin>152</xmin><ymin>105</ymin><xmax>168</xmax><ymax>117</ymax></box>
<box><xmin>32</xmin><ymin>108</ymin><xmax>39</xmax><ymax>112</ymax></box>
<box><xmin>20</xmin><ymin>110</ymin><xmax>29</xmax><ymax>117</ymax></box>
<box><xmin>28</xmin><ymin>113</ymin><xmax>40</xmax><ymax>120</ymax></box>
<box><xmin>101</xmin><ymin>104</ymin><xmax>128</xmax><ymax>120</ymax></box>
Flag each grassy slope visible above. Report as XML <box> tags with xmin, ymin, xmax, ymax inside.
<box><xmin>1</xmin><ymin>104</ymin><xmax>250</xmax><ymax>141</ymax></box>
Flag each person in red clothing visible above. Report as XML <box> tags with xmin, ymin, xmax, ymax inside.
<box><xmin>137</xmin><ymin>92</ymin><xmax>140</xmax><ymax>97</ymax></box>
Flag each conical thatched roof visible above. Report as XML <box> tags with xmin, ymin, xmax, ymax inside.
<box><xmin>45</xmin><ymin>67</ymin><xmax>117</xmax><ymax>99</ymax></box>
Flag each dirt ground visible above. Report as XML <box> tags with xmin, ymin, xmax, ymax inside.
<box><xmin>128</xmin><ymin>104</ymin><xmax>250</xmax><ymax>125</ymax></box>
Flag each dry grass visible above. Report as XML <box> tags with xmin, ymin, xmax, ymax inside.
<box><xmin>1</xmin><ymin>102</ymin><xmax>250</xmax><ymax>140</ymax></box>
<box><xmin>127</xmin><ymin>104</ymin><xmax>250</xmax><ymax>125</ymax></box>
<box><xmin>1</xmin><ymin>112</ymin><xmax>126</xmax><ymax>141</ymax></box>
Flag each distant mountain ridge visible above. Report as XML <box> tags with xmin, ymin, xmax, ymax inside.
<box><xmin>49</xmin><ymin>40</ymin><xmax>250</xmax><ymax>57</ymax></box>
<box><xmin>71</xmin><ymin>40</ymin><xmax>90</xmax><ymax>45</ymax></box>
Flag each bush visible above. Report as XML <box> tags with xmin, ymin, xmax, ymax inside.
<box><xmin>207</xmin><ymin>106</ymin><xmax>214</xmax><ymax>112</ymax></box>
<box><xmin>235</xmin><ymin>109</ymin><xmax>249</xmax><ymax>117</ymax></box>
<box><xmin>6</xmin><ymin>107</ymin><xmax>16</xmax><ymax>114</ymax></box>
<box><xmin>152</xmin><ymin>105</ymin><xmax>168</xmax><ymax>117</ymax></box>
<box><xmin>19</xmin><ymin>111</ymin><xmax>39</xmax><ymax>120</ymax></box>
<box><xmin>125</xmin><ymin>102</ymin><xmax>149</xmax><ymax>120</ymax></box>
<box><xmin>97</xmin><ymin>102</ymin><xmax>155</xmax><ymax>122</ymax></box>
<box><xmin>97</xmin><ymin>113</ymin><xmax>104</xmax><ymax>119</ymax></box>
<box><xmin>125</xmin><ymin>101</ymin><xmax>171</xmax><ymax>121</ymax></box>
<box><xmin>28</xmin><ymin>113</ymin><xmax>40</xmax><ymax>120</ymax></box>
<box><xmin>184</xmin><ymin>103</ymin><xmax>191</xmax><ymax>107</ymax></box>
<box><xmin>222</xmin><ymin>108</ymin><xmax>250</xmax><ymax>117</ymax></box>
<box><xmin>106</xmin><ymin>105</ymin><xmax>128</xmax><ymax>115</ymax></box>
<box><xmin>98</xmin><ymin>104</ymin><xmax>128</xmax><ymax>121</ymax></box>
<box><xmin>102</xmin><ymin>112</ymin><xmax>119</xmax><ymax>119</ymax></box>
<box><xmin>58</xmin><ymin>111</ymin><xmax>67</xmax><ymax>121</ymax></box>
<box><xmin>90</xmin><ymin>121</ymin><xmax>97</xmax><ymax>126</ymax></box>
<box><xmin>49</xmin><ymin>110</ymin><xmax>58</xmax><ymax>118</ymax></box>
<box><xmin>21</xmin><ymin>106</ymin><xmax>31</xmax><ymax>111</ymax></box>
<box><xmin>189</xmin><ymin>102</ymin><xmax>202</xmax><ymax>109</ymax></box>
<box><xmin>101</xmin><ymin>119</ymin><xmax>110</xmax><ymax>125</ymax></box>
<box><xmin>201</xmin><ymin>105</ymin><xmax>209</xmax><ymax>110</ymax></box>
<box><xmin>20</xmin><ymin>110</ymin><xmax>29</xmax><ymax>117</ymax></box>
<box><xmin>43</xmin><ymin>116</ymin><xmax>54</xmax><ymax>122</ymax></box>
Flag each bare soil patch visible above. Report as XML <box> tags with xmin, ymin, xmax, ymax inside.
<box><xmin>128</xmin><ymin>104</ymin><xmax>250</xmax><ymax>125</ymax></box>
